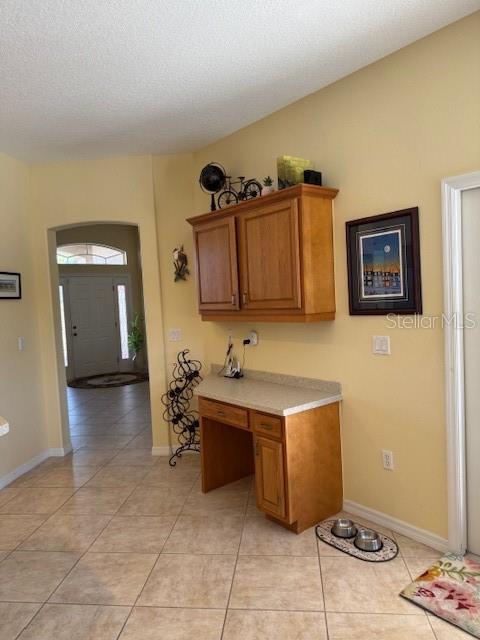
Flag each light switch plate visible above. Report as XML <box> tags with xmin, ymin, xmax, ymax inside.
<box><xmin>372</xmin><ymin>335</ymin><xmax>391</xmax><ymax>355</ymax></box>
<box><xmin>382</xmin><ymin>449</ymin><xmax>394</xmax><ymax>470</ymax></box>
<box><xmin>168</xmin><ymin>328</ymin><xmax>182</xmax><ymax>342</ymax></box>
<box><xmin>17</xmin><ymin>336</ymin><xmax>25</xmax><ymax>351</ymax></box>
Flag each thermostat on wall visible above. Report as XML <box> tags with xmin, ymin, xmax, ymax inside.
<box><xmin>0</xmin><ymin>417</ymin><xmax>9</xmax><ymax>437</ymax></box>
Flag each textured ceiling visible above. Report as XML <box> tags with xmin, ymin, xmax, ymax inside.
<box><xmin>1</xmin><ymin>0</ymin><xmax>478</xmax><ymax>161</ymax></box>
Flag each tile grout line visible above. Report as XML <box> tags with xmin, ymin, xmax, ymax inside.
<box><xmin>426</xmin><ymin>614</ymin><xmax>440</xmax><ymax>640</ymax></box>
<box><xmin>113</xmin><ymin>458</ymin><xmax>198</xmax><ymax>638</ymax></box>
<box><xmin>10</xmin><ymin>432</ymin><xmax>147</xmax><ymax>639</ymax></box>
<box><xmin>7</xmin><ymin>389</ymin><xmax>153</xmax><ymax>637</ymax></box>
<box><xmin>219</xmin><ymin>476</ymin><xmax>253</xmax><ymax>639</ymax></box>
<box><xmin>44</xmin><ymin>483</ymin><xmax>143</xmax><ymax>603</ymax></box>
<box><xmin>317</xmin><ymin>542</ymin><xmax>330</xmax><ymax>639</ymax></box>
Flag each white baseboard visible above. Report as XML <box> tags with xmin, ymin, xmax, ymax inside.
<box><xmin>343</xmin><ymin>499</ymin><xmax>448</xmax><ymax>553</ymax></box>
<box><xmin>151</xmin><ymin>446</ymin><xmax>171</xmax><ymax>456</ymax></box>
<box><xmin>0</xmin><ymin>447</ymin><xmax>73</xmax><ymax>489</ymax></box>
<box><xmin>48</xmin><ymin>445</ymin><xmax>72</xmax><ymax>457</ymax></box>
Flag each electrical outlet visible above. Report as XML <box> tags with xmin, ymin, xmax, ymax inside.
<box><xmin>382</xmin><ymin>449</ymin><xmax>394</xmax><ymax>470</ymax></box>
<box><xmin>168</xmin><ymin>328</ymin><xmax>182</xmax><ymax>342</ymax></box>
<box><xmin>246</xmin><ymin>330</ymin><xmax>258</xmax><ymax>346</ymax></box>
<box><xmin>372</xmin><ymin>335</ymin><xmax>390</xmax><ymax>355</ymax></box>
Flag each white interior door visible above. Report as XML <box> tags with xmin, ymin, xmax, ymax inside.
<box><xmin>68</xmin><ymin>276</ymin><xmax>119</xmax><ymax>378</ymax></box>
<box><xmin>462</xmin><ymin>187</ymin><xmax>480</xmax><ymax>556</ymax></box>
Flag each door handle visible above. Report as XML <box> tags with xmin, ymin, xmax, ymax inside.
<box><xmin>242</xmin><ymin>292</ymin><xmax>248</xmax><ymax>304</ymax></box>
<box><xmin>231</xmin><ymin>294</ymin><xmax>236</xmax><ymax>306</ymax></box>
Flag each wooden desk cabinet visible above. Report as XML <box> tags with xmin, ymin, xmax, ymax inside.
<box><xmin>198</xmin><ymin>396</ymin><xmax>342</xmax><ymax>533</ymax></box>
<box><xmin>187</xmin><ymin>184</ymin><xmax>338</xmax><ymax>323</ymax></box>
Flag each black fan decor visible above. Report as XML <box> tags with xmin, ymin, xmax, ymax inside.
<box><xmin>161</xmin><ymin>350</ymin><xmax>203</xmax><ymax>467</ymax></box>
<box><xmin>199</xmin><ymin>162</ymin><xmax>226</xmax><ymax>211</ymax></box>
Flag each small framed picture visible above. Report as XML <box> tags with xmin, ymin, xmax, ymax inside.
<box><xmin>346</xmin><ymin>208</ymin><xmax>422</xmax><ymax>315</ymax></box>
<box><xmin>0</xmin><ymin>272</ymin><xmax>22</xmax><ymax>299</ymax></box>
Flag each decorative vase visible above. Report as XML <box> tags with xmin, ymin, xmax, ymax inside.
<box><xmin>261</xmin><ymin>186</ymin><xmax>274</xmax><ymax>196</ymax></box>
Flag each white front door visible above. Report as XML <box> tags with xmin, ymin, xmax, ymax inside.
<box><xmin>463</xmin><ymin>187</ymin><xmax>480</xmax><ymax>556</ymax></box>
<box><xmin>69</xmin><ymin>277</ymin><xmax>119</xmax><ymax>378</ymax></box>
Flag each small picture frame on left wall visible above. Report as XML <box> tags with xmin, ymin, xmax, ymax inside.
<box><xmin>0</xmin><ymin>272</ymin><xmax>21</xmax><ymax>299</ymax></box>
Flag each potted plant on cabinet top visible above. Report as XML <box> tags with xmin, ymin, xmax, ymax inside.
<box><xmin>262</xmin><ymin>176</ymin><xmax>274</xmax><ymax>196</ymax></box>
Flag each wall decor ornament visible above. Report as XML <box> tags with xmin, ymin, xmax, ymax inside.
<box><xmin>277</xmin><ymin>155</ymin><xmax>313</xmax><ymax>189</ymax></box>
<box><xmin>161</xmin><ymin>350</ymin><xmax>202</xmax><ymax>467</ymax></box>
<box><xmin>346</xmin><ymin>207</ymin><xmax>422</xmax><ymax>315</ymax></box>
<box><xmin>216</xmin><ymin>174</ymin><xmax>262</xmax><ymax>208</ymax></box>
<box><xmin>198</xmin><ymin>162</ymin><xmax>262</xmax><ymax>210</ymax></box>
<box><xmin>199</xmin><ymin>162</ymin><xmax>226</xmax><ymax>212</ymax></box>
<box><xmin>173</xmin><ymin>245</ymin><xmax>189</xmax><ymax>281</ymax></box>
<box><xmin>0</xmin><ymin>272</ymin><xmax>21</xmax><ymax>299</ymax></box>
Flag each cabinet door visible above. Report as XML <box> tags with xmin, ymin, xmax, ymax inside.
<box><xmin>238</xmin><ymin>199</ymin><xmax>301</xmax><ymax>310</ymax></box>
<box><xmin>255</xmin><ymin>436</ymin><xmax>286</xmax><ymax>518</ymax></box>
<box><xmin>193</xmin><ymin>217</ymin><xmax>239</xmax><ymax>311</ymax></box>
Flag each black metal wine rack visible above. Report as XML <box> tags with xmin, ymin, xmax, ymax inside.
<box><xmin>161</xmin><ymin>350</ymin><xmax>202</xmax><ymax>467</ymax></box>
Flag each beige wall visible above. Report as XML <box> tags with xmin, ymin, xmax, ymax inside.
<box><xmin>28</xmin><ymin>156</ymin><xmax>168</xmax><ymax>450</ymax></box>
<box><xmin>190</xmin><ymin>12</ymin><xmax>480</xmax><ymax>536</ymax></box>
<box><xmin>0</xmin><ymin>154</ymin><xmax>49</xmax><ymax>480</ymax></box>
<box><xmin>152</xmin><ymin>155</ymin><xmax>205</xmax><ymax>370</ymax></box>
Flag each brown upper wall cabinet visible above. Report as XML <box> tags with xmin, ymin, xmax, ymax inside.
<box><xmin>187</xmin><ymin>184</ymin><xmax>338</xmax><ymax>322</ymax></box>
<box><xmin>193</xmin><ymin>216</ymin><xmax>239</xmax><ymax>311</ymax></box>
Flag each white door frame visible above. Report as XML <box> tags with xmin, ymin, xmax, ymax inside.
<box><xmin>442</xmin><ymin>170</ymin><xmax>480</xmax><ymax>554</ymax></box>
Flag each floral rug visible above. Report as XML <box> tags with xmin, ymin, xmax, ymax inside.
<box><xmin>401</xmin><ymin>553</ymin><xmax>480</xmax><ymax>638</ymax></box>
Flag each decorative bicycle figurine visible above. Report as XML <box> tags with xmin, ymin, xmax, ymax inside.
<box><xmin>217</xmin><ymin>175</ymin><xmax>262</xmax><ymax>208</ymax></box>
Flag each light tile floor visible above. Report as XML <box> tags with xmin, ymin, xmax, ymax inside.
<box><xmin>0</xmin><ymin>382</ymin><xmax>471</xmax><ymax>639</ymax></box>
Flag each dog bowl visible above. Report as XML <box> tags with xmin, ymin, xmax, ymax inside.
<box><xmin>354</xmin><ymin>528</ymin><xmax>383</xmax><ymax>552</ymax></box>
<box><xmin>331</xmin><ymin>518</ymin><xmax>357</xmax><ymax>539</ymax></box>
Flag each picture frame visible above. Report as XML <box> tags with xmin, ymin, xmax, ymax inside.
<box><xmin>0</xmin><ymin>272</ymin><xmax>22</xmax><ymax>299</ymax></box>
<box><xmin>346</xmin><ymin>207</ymin><xmax>422</xmax><ymax>315</ymax></box>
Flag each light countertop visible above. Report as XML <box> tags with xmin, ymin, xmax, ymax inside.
<box><xmin>194</xmin><ymin>366</ymin><xmax>342</xmax><ymax>417</ymax></box>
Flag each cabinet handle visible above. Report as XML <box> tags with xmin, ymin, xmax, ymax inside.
<box><xmin>216</xmin><ymin>410</ymin><xmax>226</xmax><ymax>417</ymax></box>
<box><xmin>242</xmin><ymin>292</ymin><xmax>248</xmax><ymax>304</ymax></box>
<box><xmin>259</xmin><ymin>423</ymin><xmax>273</xmax><ymax>430</ymax></box>
<box><xmin>231</xmin><ymin>293</ymin><xmax>236</xmax><ymax>306</ymax></box>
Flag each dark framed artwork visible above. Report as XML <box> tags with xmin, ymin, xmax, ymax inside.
<box><xmin>346</xmin><ymin>207</ymin><xmax>422</xmax><ymax>315</ymax></box>
<box><xmin>0</xmin><ymin>272</ymin><xmax>22</xmax><ymax>299</ymax></box>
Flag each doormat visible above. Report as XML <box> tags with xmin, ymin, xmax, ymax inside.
<box><xmin>315</xmin><ymin>519</ymin><xmax>398</xmax><ymax>562</ymax></box>
<box><xmin>401</xmin><ymin>553</ymin><xmax>480</xmax><ymax>638</ymax></box>
<box><xmin>68</xmin><ymin>372</ymin><xmax>149</xmax><ymax>389</ymax></box>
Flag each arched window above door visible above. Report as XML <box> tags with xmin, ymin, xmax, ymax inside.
<box><xmin>56</xmin><ymin>243</ymin><xmax>128</xmax><ymax>265</ymax></box>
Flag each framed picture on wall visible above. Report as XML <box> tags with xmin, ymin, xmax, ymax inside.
<box><xmin>0</xmin><ymin>272</ymin><xmax>22</xmax><ymax>299</ymax></box>
<box><xmin>346</xmin><ymin>207</ymin><xmax>422</xmax><ymax>315</ymax></box>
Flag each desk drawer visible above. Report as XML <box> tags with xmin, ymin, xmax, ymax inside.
<box><xmin>199</xmin><ymin>397</ymin><xmax>249</xmax><ymax>430</ymax></box>
<box><xmin>252</xmin><ymin>412</ymin><xmax>283</xmax><ymax>439</ymax></box>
